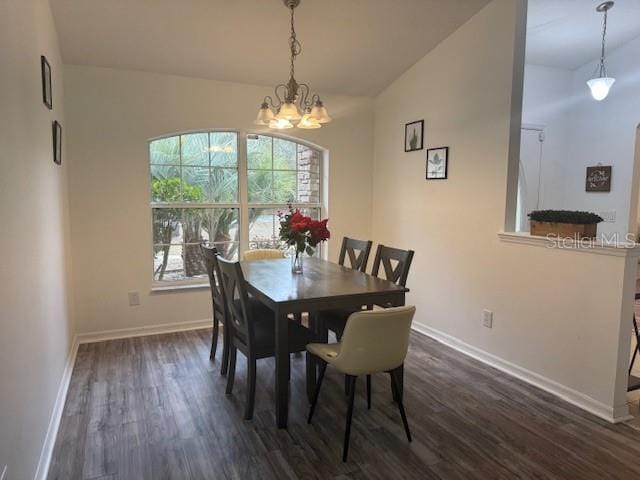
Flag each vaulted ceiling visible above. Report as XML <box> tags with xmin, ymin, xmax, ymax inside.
<box><xmin>50</xmin><ymin>0</ymin><xmax>490</xmax><ymax>97</ymax></box>
<box><xmin>527</xmin><ymin>0</ymin><xmax>640</xmax><ymax>70</ymax></box>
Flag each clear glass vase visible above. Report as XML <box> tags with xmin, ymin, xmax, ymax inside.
<box><xmin>291</xmin><ymin>248</ymin><xmax>304</xmax><ymax>274</ymax></box>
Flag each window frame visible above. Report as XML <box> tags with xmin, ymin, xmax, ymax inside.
<box><xmin>148</xmin><ymin>129</ymin><xmax>326</xmax><ymax>289</ymax></box>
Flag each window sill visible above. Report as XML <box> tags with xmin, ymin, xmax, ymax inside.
<box><xmin>497</xmin><ymin>231</ymin><xmax>640</xmax><ymax>257</ymax></box>
<box><xmin>150</xmin><ymin>283</ymin><xmax>210</xmax><ymax>294</ymax></box>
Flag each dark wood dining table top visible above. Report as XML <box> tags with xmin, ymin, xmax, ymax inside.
<box><xmin>240</xmin><ymin>257</ymin><xmax>408</xmax><ymax>307</ymax></box>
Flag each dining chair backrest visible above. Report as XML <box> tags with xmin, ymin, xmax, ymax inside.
<box><xmin>216</xmin><ymin>256</ymin><xmax>253</xmax><ymax>346</ymax></box>
<box><xmin>200</xmin><ymin>244</ymin><xmax>225</xmax><ymax>323</ymax></box>
<box><xmin>334</xmin><ymin>306</ymin><xmax>416</xmax><ymax>376</ymax></box>
<box><xmin>243</xmin><ymin>249</ymin><xmax>285</xmax><ymax>261</ymax></box>
<box><xmin>371</xmin><ymin>245</ymin><xmax>415</xmax><ymax>287</ymax></box>
<box><xmin>338</xmin><ymin>237</ymin><xmax>373</xmax><ymax>273</ymax></box>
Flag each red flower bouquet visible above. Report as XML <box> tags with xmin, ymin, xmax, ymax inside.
<box><xmin>278</xmin><ymin>206</ymin><xmax>330</xmax><ymax>273</ymax></box>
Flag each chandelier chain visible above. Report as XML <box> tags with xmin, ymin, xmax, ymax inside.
<box><xmin>289</xmin><ymin>5</ymin><xmax>301</xmax><ymax>81</ymax></box>
<box><xmin>599</xmin><ymin>7</ymin><xmax>608</xmax><ymax>77</ymax></box>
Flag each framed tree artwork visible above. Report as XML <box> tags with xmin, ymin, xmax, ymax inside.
<box><xmin>426</xmin><ymin>146</ymin><xmax>448</xmax><ymax>180</ymax></box>
<box><xmin>405</xmin><ymin>120</ymin><xmax>424</xmax><ymax>152</ymax></box>
<box><xmin>41</xmin><ymin>55</ymin><xmax>52</xmax><ymax>110</ymax></box>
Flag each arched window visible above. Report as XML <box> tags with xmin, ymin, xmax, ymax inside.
<box><xmin>150</xmin><ymin>131</ymin><xmax>323</xmax><ymax>285</ymax></box>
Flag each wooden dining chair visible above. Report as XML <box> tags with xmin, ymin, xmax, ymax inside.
<box><xmin>322</xmin><ymin>244</ymin><xmax>415</xmax><ymax>341</ymax></box>
<box><xmin>200</xmin><ymin>244</ymin><xmax>230</xmax><ymax>375</ymax></box>
<box><xmin>371</xmin><ymin>245</ymin><xmax>415</xmax><ymax>294</ymax></box>
<box><xmin>338</xmin><ymin>237</ymin><xmax>373</xmax><ymax>272</ymax></box>
<box><xmin>216</xmin><ymin>256</ymin><xmax>315</xmax><ymax>420</ymax></box>
<box><xmin>307</xmin><ymin>306</ymin><xmax>416</xmax><ymax>461</ymax></box>
<box><xmin>321</xmin><ymin>243</ymin><xmax>414</xmax><ymax>396</ymax></box>
<box><xmin>243</xmin><ymin>249</ymin><xmax>284</xmax><ymax>261</ymax></box>
<box><xmin>315</xmin><ymin>237</ymin><xmax>373</xmax><ymax>333</ymax></box>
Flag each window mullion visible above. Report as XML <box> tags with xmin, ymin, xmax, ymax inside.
<box><xmin>238</xmin><ymin>131</ymin><xmax>249</xmax><ymax>255</ymax></box>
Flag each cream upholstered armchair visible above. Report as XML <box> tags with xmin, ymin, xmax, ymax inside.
<box><xmin>306</xmin><ymin>305</ymin><xmax>416</xmax><ymax>461</ymax></box>
<box><xmin>243</xmin><ymin>249</ymin><xmax>284</xmax><ymax>261</ymax></box>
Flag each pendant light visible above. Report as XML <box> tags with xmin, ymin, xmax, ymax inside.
<box><xmin>587</xmin><ymin>1</ymin><xmax>615</xmax><ymax>101</ymax></box>
<box><xmin>253</xmin><ymin>0</ymin><xmax>331</xmax><ymax>129</ymax></box>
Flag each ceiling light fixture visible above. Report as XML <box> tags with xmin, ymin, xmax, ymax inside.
<box><xmin>587</xmin><ymin>1</ymin><xmax>615</xmax><ymax>101</ymax></box>
<box><xmin>254</xmin><ymin>0</ymin><xmax>331</xmax><ymax>129</ymax></box>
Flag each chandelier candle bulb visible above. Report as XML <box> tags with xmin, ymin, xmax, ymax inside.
<box><xmin>269</xmin><ymin>118</ymin><xmax>294</xmax><ymax>129</ymax></box>
<box><xmin>298</xmin><ymin>109</ymin><xmax>321</xmax><ymax>129</ymax></box>
<box><xmin>254</xmin><ymin>0</ymin><xmax>331</xmax><ymax>129</ymax></box>
<box><xmin>254</xmin><ymin>102</ymin><xmax>276</xmax><ymax>125</ymax></box>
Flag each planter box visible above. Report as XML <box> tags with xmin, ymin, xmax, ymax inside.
<box><xmin>530</xmin><ymin>221</ymin><xmax>597</xmax><ymax>239</ymax></box>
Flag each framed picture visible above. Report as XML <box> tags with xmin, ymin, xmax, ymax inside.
<box><xmin>52</xmin><ymin>120</ymin><xmax>62</xmax><ymax>165</ymax></box>
<box><xmin>405</xmin><ymin>120</ymin><xmax>424</xmax><ymax>152</ymax></box>
<box><xmin>585</xmin><ymin>165</ymin><xmax>611</xmax><ymax>192</ymax></box>
<box><xmin>41</xmin><ymin>55</ymin><xmax>52</xmax><ymax>110</ymax></box>
<box><xmin>426</xmin><ymin>147</ymin><xmax>448</xmax><ymax>180</ymax></box>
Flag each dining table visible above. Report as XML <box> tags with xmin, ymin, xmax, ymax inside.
<box><xmin>240</xmin><ymin>256</ymin><xmax>409</xmax><ymax>428</ymax></box>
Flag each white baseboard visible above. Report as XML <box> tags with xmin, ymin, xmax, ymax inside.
<box><xmin>76</xmin><ymin>318</ymin><xmax>212</xmax><ymax>344</ymax></box>
<box><xmin>34</xmin><ymin>334</ymin><xmax>80</xmax><ymax>480</ymax></box>
<box><xmin>411</xmin><ymin>321</ymin><xmax>632</xmax><ymax>424</ymax></box>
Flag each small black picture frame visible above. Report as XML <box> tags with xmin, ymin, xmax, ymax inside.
<box><xmin>41</xmin><ymin>55</ymin><xmax>52</xmax><ymax>110</ymax></box>
<box><xmin>426</xmin><ymin>146</ymin><xmax>448</xmax><ymax>180</ymax></box>
<box><xmin>52</xmin><ymin>120</ymin><xmax>62</xmax><ymax>165</ymax></box>
<box><xmin>405</xmin><ymin>120</ymin><xmax>424</xmax><ymax>152</ymax></box>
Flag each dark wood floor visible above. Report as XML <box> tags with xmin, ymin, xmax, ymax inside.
<box><xmin>48</xmin><ymin>327</ymin><xmax>640</xmax><ymax>480</ymax></box>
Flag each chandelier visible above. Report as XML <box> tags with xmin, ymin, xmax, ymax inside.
<box><xmin>587</xmin><ymin>1</ymin><xmax>615</xmax><ymax>101</ymax></box>
<box><xmin>254</xmin><ymin>0</ymin><xmax>331</xmax><ymax>130</ymax></box>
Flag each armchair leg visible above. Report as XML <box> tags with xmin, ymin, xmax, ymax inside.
<box><xmin>225</xmin><ymin>346</ymin><xmax>237</xmax><ymax>395</ymax></box>
<box><xmin>343</xmin><ymin>375</ymin><xmax>357</xmax><ymax>462</ymax></box>
<box><xmin>308</xmin><ymin>360</ymin><xmax>327</xmax><ymax>424</ymax></box>
<box><xmin>390</xmin><ymin>364</ymin><xmax>404</xmax><ymax>402</ymax></box>
<box><xmin>389</xmin><ymin>370</ymin><xmax>411</xmax><ymax>442</ymax></box>
<box><xmin>366</xmin><ymin>375</ymin><xmax>372</xmax><ymax>410</ymax></box>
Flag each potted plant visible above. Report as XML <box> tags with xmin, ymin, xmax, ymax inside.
<box><xmin>528</xmin><ymin>210</ymin><xmax>603</xmax><ymax>239</ymax></box>
<box><xmin>278</xmin><ymin>206</ymin><xmax>330</xmax><ymax>273</ymax></box>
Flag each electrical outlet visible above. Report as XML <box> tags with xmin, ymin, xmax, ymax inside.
<box><xmin>482</xmin><ymin>310</ymin><xmax>493</xmax><ymax>328</ymax></box>
<box><xmin>599</xmin><ymin>210</ymin><xmax>616</xmax><ymax>223</ymax></box>
<box><xmin>128</xmin><ymin>291</ymin><xmax>140</xmax><ymax>306</ymax></box>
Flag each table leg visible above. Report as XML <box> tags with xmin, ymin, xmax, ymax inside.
<box><xmin>394</xmin><ymin>293</ymin><xmax>406</xmax><ymax>401</ymax></box>
<box><xmin>306</xmin><ymin>312</ymin><xmax>318</xmax><ymax>404</ymax></box>
<box><xmin>275</xmin><ymin>308</ymin><xmax>289</xmax><ymax>428</ymax></box>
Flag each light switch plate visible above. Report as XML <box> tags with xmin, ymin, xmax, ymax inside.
<box><xmin>482</xmin><ymin>310</ymin><xmax>493</xmax><ymax>328</ymax></box>
<box><xmin>128</xmin><ymin>291</ymin><xmax>140</xmax><ymax>306</ymax></box>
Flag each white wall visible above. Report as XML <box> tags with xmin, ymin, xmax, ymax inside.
<box><xmin>372</xmin><ymin>0</ymin><xmax>633</xmax><ymax>421</ymax></box>
<box><xmin>64</xmin><ymin>66</ymin><xmax>374</xmax><ymax>334</ymax></box>
<box><xmin>0</xmin><ymin>1</ymin><xmax>74</xmax><ymax>479</ymax></box>
<box><xmin>521</xmin><ymin>64</ymin><xmax>573</xmax><ymax>210</ymax></box>
<box><xmin>565</xmin><ymin>35</ymin><xmax>640</xmax><ymax>237</ymax></box>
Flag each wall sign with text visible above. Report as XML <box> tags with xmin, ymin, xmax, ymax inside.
<box><xmin>585</xmin><ymin>165</ymin><xmax>611</xmax><ymax>192</ymax></box>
